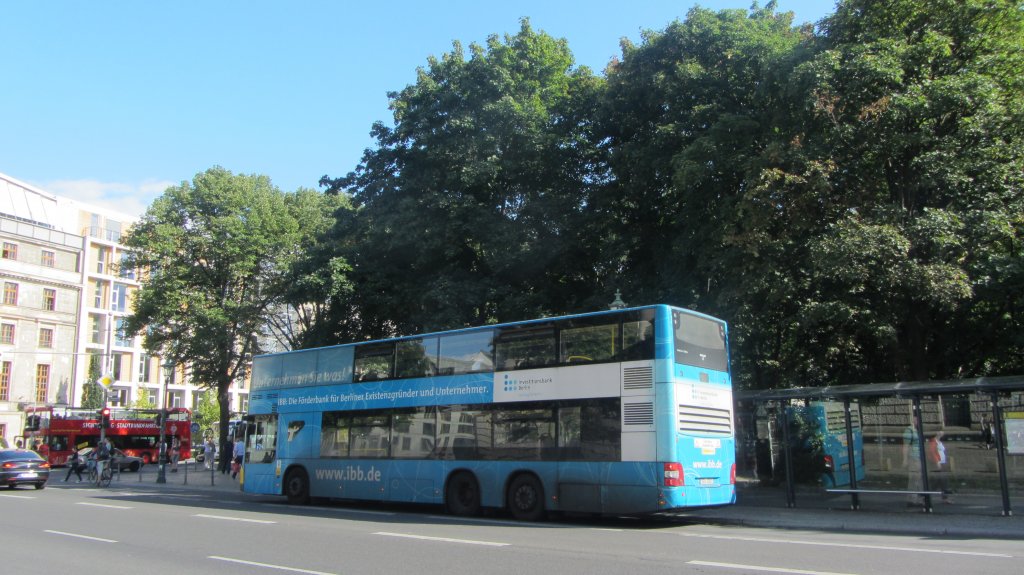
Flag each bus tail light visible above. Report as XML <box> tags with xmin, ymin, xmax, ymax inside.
<box><xmin>663</xmin><ymin>462</ymin><xmax>684</xmax><ymax>487</ymax></box>
<box><xmin>730</xmin><ymin>463</ymin><xmax>736</xmax><ymax>484</ymax></box>
<box><xmin>823</xmin><ymin>455</ymin><xmax>834</xmax><ymax>472</ymax></box>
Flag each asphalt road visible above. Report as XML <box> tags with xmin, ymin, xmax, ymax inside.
<box><xmin>2</xmin><ymin>482</ymin><xmax>1022</xmax><ymax>575</ymax></box>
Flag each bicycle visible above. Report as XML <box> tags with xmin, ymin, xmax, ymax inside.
<box><xmin>94</xmin><ymin>459</ymin><xmax>113</xmax><ymax>487</ymax></box>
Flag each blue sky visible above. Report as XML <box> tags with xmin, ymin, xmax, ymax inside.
<box><xmin>1</xmin><ymin>1</ymin><xmax>836</xmax><ymax>217</ymax></box>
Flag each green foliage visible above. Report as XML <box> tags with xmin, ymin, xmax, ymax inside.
<box><xmin>124</xmin><ymin>166</ymin><xmax>315</xmax><ymax>464</ymax></box>
<box><xmin>321</xmin><ymin>19</ymin><xmax>606</xmax><ymax>338</ymax></box>
<box><xmin>785</xmin><ymin>407</ymin><xmax>829</xmax><ymax>484</ymax></box>
<box><xmin>192</xmin><ymin>390</ymin><xmax>220</xmax><ymax>437</ymax></box>
<box><xmin>131</xmin><ymin>391</ymin><xmax>155</xmax><ymax>410</ymax></box>
<box><xmin>302</xmin><ymin>1</ymin><xmax>1024</xmax><ymax>388</ymax></box>
<box><xmin>79</xmin><ymin>355</ymin><xmax>104</xmax><ymax>409</ymax></box>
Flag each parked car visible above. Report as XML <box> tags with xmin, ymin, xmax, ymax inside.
<box><xmin>78</xmin><ymin>447</ymin><xmax>144</xmax><ymax>472</ymax></box>
<box><xmin>0</xmin><ymin>449</ymin><xmax>50</xmax><ymax>489</ymax></box>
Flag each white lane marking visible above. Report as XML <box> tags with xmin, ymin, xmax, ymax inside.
<box><xmin>263</xmin><ymin>503</ymin><xmax>395</xmax><ymax>516</ymax></box>
<box><xmin>675</xmin><ymin>532</ymin><xmax>1012</xmax><ymax>558</ymax></box>
<box><xmin>194</xmin><ymin>513</ymin><xmax>276</xmax><ymax>524</ymax></box>
<box><xmin>374</xmin><ymin>531</ymin><xmax>510</xmax><ymax>547</ymax></box>
<box><xmin>209</xmin><ymin>556</ymin><xmax>336</xmax><ymax>575</ymax></box>
<box><xmin>77</xmin><ymin>502</ymin><xmax>133</xmax><ymax>510</ymax></box>
<box><xmin>45</xmin><ymin>530</ymin><xmax>118</xmax><ymax>543</ymax></box>
<box><xmin>0</xmin><ymin>494</ymin><xmax>35</xmax><ymax>499</ymax></box>
<box><xmin>689</xmin><ymin>560</ymin><xmax>856</xmax><ymax>575</ymax></box>
<box><xmin>426</xmin><ymin>514</ymin><xmax>535</xmax><ymax>526</ymax></box>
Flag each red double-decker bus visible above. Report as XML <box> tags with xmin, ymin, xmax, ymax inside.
<box><xmin>19</xmin><ymin>406</ymin><xmax>192</xmax><ymax>466</ymax></box>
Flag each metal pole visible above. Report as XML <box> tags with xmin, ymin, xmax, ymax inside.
<box><xmin>842</xmin><ymin>398</ymin><xmax>860</xmax><ymax>510</ymax></box>
<box><xmin>156</xmin><ymin>408</ymin><xmax>167</xmax><ymax>484</ymax></box>
<box><xmin>780</xmin><ymin>403</ymin><xmax>796</xmax><ymax>508</ymax></box>
<box><xmin>912</xmin><ymin>397</ymin><xmax>933</xmax><ymax>513</ymax></box>
<box><xmin>990</xmin><ymin>392</ymin><xmax>1012</xmax><ymax>516</ymax></box>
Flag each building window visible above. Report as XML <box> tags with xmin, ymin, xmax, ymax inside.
<box><xmin>35</xmin><ymin>364</ymin><xmax>50</xmax><ymax>403</ymax></box>
<box><xmin>93</xmin><ymin>281</ymin><xmax>104</xmax><ymax>308</ymax></box>
<box><xmin>112</xmin><ymin>352</ymin><xmax>124</xmax><ymax>381</ymax></box>
<box><xmin>3</xmin><ymin>282</ymin><xmax>17</xmax><ymax>305</ymax></box>
<box><xmin>96</xmin><ymin>246</ymin><xmax>108</xmax><ymax>274</ymax></box>
<box><xmin>111</xmin><ymin>283</ymin><xmax>128</xmax><ymax>312</ymax></box>
<box><xmin>0</xmin><ymin>323</ymin><xmax>14</xmax><ymax>344</ymax></box>
<box><xmin>169</xmin><ymin>391</ymin><xmax>183</xmax><ymax>408</ymax></box>
<box><xmin>89</xmin><ymin>314</ymin><xmax>102</xmax><ymax>344</ymax></box>
<box><xmin>41</xmin><ymin>250</ymin><xmax>55</xmax><ymax>267</ymax></box>
<box><xmin>118</xmin><ymin>252</ymin><xmax>135</xmax><ymax>280</ymax></box>
<box><xmin>137</xmin><ymin>354</ymin><xmax>152</xmax><ymax>383</ymax></box>
<box><xmin>0</xmin><ymin>361</ymin><xmax>11</xmax><ymax>401</ymax></box>
<box><xmin>43</xmin><ymin>288</ymin><xmax>57</xmax><ymax>311</ymax></box>
<box><xmin>115</xmin><ymin>317</ymin><xmax>132</xmax><ymax>347</ymax></box>
<box><xmin>38</xmin><ymin>327</ymin><xmax>54</xmax><ymax>349</ymax></box>
<box><xmin>106</xmin><ymin>220</ymin><xmax>122</xmax><ymax>242</ymax></box>
<box><xmin>109</xmin><ymin>387</ymin><xmax>128</xmax><ymax>407</ymax></box>
<box><xmin>2</xmin><ymin>242</ymin><xmax>17</xmax><ymax>260</ymax></box>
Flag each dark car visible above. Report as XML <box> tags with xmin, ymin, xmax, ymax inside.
<box><xmin>0</xmin><ymin>449</ymin><xmax>50</xmax><ymax>489</ymax></box>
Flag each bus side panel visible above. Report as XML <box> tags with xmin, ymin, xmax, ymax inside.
<box><xmin>557</xmin><ymin>461</ymin><xmax>662</xmax><ymax>514</ymax></box>
<box><xmin>243</xmin><ymin>462</ymin><xmax>280</xmax><ymax>495</ymax></box>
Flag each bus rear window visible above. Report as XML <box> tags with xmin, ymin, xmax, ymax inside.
<box><xmin>673</xmin><ymin>311</ymin><xmax>727</xmax><ymax>372</ymax></box>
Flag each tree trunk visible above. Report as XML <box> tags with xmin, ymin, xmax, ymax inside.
<box><xmin>218</xmin><ymin>381</ymin><xmax>232</xmax><ymax>474</ymax></box>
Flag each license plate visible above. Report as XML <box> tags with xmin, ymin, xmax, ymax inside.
<box><xmin>698</xmin><ymin>478</ymin><xmax>716</xmax><ymax>487</ymax></box>
<box><xmin>18</xmin><ymin>472</ymin><xmax>38</xmax><ymax>478</ymax></box>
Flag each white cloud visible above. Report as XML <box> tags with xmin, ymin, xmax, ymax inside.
<box><xmin>43</xmin><ymin>178</ymin><xmax>175</xmax><ymax>219</ymax></box>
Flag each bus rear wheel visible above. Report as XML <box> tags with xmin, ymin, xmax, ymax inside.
<box><xmin>445</xmin><ymin>472</ymin><xmax>481</xmax><ymax>516</ymax></box>
<box><xmin>507</xmin><ymin>474</ymin><xmax>545</xmax><ymax>521</ymax></box>
<box><xmin>284</xmin><ymin>468</ymin><xmax>310</xmax><ymax>505</ymax></box>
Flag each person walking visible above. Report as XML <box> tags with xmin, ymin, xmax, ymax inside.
<box><xmin>981</xmin><ymin>413</ymin><xmax>994</xmax><ymax>449</ymax></box>
<box><xmin>928</xmin><ymin>430</ymin><xmax>953</xmax><ymax>503</ymax></box>
<box><xmin>64</xmin><ymin>449</ymin><xmax>83</xmax><ymax>483</ymax></box>
<box><xmin>204</xmin><ymin>438</ymin><xmax>216</xmax><ymax>470</ymax></box>
<box><xmin>169</xmin><ymin>436</ymin><xmax>181</xmax><ymax>472</ymax></box>
<box><xmin>231</xmin><ymin>437</ymin><xmax>244</xmax><ymax>479</ymax></box>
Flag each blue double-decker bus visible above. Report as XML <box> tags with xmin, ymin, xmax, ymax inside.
<box><xmin>240</xmin><ymin>304</ymin><xmax>735</xmax><ymax>518</ymax></box>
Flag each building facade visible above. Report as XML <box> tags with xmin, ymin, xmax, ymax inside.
<box><xmin>0</xmin><ymin>172</ymin><xmax>248</xmax><ymax>447</ymax></box>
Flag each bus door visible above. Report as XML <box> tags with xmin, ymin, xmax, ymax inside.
<box><xmin>241</xmin><ymin>414</ymin><xmax>279</xmax><ymax>494</ymax></box>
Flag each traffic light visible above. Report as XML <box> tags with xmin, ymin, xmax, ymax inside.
<box><xmin>99</xmin><ymin>407</ymin><xmax>111</xmax><ymax>429</ymax></box>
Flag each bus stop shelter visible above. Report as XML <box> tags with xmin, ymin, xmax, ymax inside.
<box><xmin>735</xmin><ymin>376</ymin><xmax>1024</xmax><ymax>516</ymax></box>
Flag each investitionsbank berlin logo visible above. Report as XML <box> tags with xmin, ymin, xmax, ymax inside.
<box><xmin>503</xmin><ymin>373</ymin><xmax>553</xmax><ymax>394</ymax></box>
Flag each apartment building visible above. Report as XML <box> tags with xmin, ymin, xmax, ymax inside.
<box><xmin>0</xmin><ymin>172</ymin><xmax>248</xmax><ymax>446</ymax></box>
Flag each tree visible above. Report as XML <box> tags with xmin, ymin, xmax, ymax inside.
<box><xmin>192</xmin><ymin>390</ymin><xmax>220</xmax><ymax>439</ymax></box>
<box><xmin>321</xmin><ymin>19</ymin><xmax>606</xmax><ymax>337</ymax></box>
<box><xmin>124</xmin><ymin>167</ymin><xmax>303</xmax><ymax>470</ymax></box>
<box><xmin>267</xmin><ymin>187</ymin><xmax>353</xmax><ymax>351</ymax></box>
<box><xmin>596</xmin><ymin>3</ymin><xmax>816</xmax><ymax>388</ymax></box>
<box><xmin>79</xmin><ymin>354</ymin><xmax>105</xmax><ymax>409</ymax></box>
<box><xmin>792</xmin><ymin>0</ymin><xmax>1024</xmax><ymax>381</ymax></box>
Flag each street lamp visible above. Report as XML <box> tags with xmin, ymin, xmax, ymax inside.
<box><xmin>156</xmin><ymin>360</ymin><xmax>172</xmax><ymax>484</ymax></box>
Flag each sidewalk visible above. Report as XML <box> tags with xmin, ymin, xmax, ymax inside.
<box><xmin>110</xmin><ymin>459</ymin><xmax>244</xmax><ymax>495</ymax></box>
<box><xmin>110</xmin><ymin>464</ymin><xmax>1024</xmax><ymax>538</ymax></box>
<box><xmin>685</xmin><ymin>483</ymin><xmax>1024</xmax><ymax>539</ymax></box>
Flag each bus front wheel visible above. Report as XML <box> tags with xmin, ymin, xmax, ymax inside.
<box><xmin>284</xmin><ymin>468</ymin><xmax>310</xmax><ymax>505</ymax></box>
<box><xmin>507</xmin><ymin>474</ymin><xmax>545</xmax><ymax>521</ymax></box>
<box><xmin>445</xmin><ymin>472</ymin><xmax>481</xmax><ymax>516</ymax></box>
